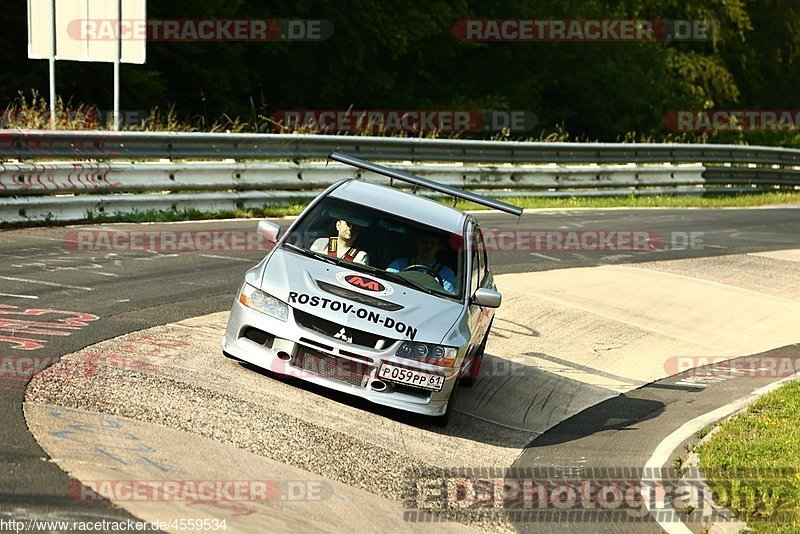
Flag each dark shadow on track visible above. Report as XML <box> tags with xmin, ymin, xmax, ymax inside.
<box><xmin>523</xmin><ymin>394</ymin><xmax>665</xmax><ymax>449</ymax></box>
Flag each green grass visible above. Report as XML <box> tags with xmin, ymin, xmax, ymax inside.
<box><xmin>4</xmin><ymin>192</ymin><xmax>800</xmax><ymax>229</ymax></box>
<box><xmin>698</xmin><ymin>380</ymin><xmax>800</xmax><ymax>533</ymax></box>
<box><xmin>83</xmin><ymin>205</ymin><xmax>308</xmax><ymax>224</ymax></box>
<box><xmin>100</xmin><ymin>206</ymin><xmax>295</xmax><ymax>224</ymax></box>
<box><xmin>450</xmin><ymin>191</ymin><xmax>800</xmax><ymax>211</ymax></box>
<box><xmin>695</xmin><ymin>426</ymin><xmax>713</xmax><ymax>440</ymax></box>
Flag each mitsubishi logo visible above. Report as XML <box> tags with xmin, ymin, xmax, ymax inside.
<box><xmin>333</xmin><ymin>327</ymin><xmax>353</xmax><ymax>344</ymax></box>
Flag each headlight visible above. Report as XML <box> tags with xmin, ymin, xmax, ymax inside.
<box><xmin>396</xmin><ymin>342</ymin><xmax>457</xmax><ymax>367</ymax></box>
<box><xmin>238</xmin><ymin>284</ymin><xmax>289</xmax><ymax>322</ymax></box>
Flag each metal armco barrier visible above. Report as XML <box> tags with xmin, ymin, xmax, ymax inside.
<box><xmin>1</xmin><ymin>130</ymin><xmax>798</xmax><ymax>223</ymax></box>
<box><xmin>3</xmin><ymin>129</ymin><xmax>800</xmax><ymax>165</ymax></box>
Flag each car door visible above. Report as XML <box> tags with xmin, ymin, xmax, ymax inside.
<box><xmin>465</xmin><ymin>222</ymin><xmax>493</xmax><ymax>360</ymax></box>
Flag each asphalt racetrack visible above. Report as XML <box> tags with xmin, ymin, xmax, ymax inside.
<box><xmin>2</xmin><ymin>206</ymin><xmax>800</xmax><ymax>533</ymax></box>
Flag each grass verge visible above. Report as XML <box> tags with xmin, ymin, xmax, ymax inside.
<box><xmin>450</xmin><ymin>191</ymin><xmax>800</xmax><ymax>211</ymax></box>
<box><xmin>80</xmin><ymin>205</ymin><xmax>309</xmax><ymax>225</ymax></box>
<box><xmin>2</xmin><ymin>192</ymin><xmax>799</xmax><ymax>229</ymax></box>
<box><xmin>698</xmin><ymin>379</ymin><xmax>800</xmax><ymax>533</ymax></box>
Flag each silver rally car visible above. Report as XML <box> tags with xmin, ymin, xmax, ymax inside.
<box><xmin>221</xmin><ymin>153</ymin><xmax>522</xmax><ymax>422</ymax></box>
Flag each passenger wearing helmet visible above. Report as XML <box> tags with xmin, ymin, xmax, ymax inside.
<box><xmin>311</xmin><ymin>218</ymin><xmax>370</xmax><ymax>265</ymax></box>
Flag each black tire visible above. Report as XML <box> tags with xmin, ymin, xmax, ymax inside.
<box><xmin>429</xmin><ymin>409</ymin><xmax>451</xmax><ymax>427</ymax></box>
<box><xmin>460</xmin><ymin>326</ymin><xmax>490</xmax><ymax>388</ymax></box>
<box><xmin>428</xmin><ymin>380</ymin><xmax>458</xmax><ymax>427</ymax></box>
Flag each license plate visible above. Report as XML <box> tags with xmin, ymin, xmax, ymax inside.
<box><xmin>378</xmin><ymin>363</ymin><xmax>445</xmax><ymax>391</ymax></box>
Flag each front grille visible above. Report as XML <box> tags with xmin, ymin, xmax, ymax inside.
<box><xmin>293</xmin><ymin>308</ymin><xmax>391</xmax><ymax>350</ymax></box>
<box><xmin>316</xmin><ymin>280</ymin><xmax>404</xmax><ymax>311</ymax></box>
<box><xmin>294</xmin><ymin>348</ymin><xmax>370</xmax><ymax>387</ymax></box>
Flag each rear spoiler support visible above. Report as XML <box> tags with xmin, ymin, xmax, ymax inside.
<box><xmin>328</xmin><ymin>151</ymin><xmax>523</xmax><ymax>217</ymax></box>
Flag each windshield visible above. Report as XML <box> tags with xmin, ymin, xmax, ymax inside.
<box><xmin>281</xmin><ymin>196</ymin><xmax>464</xmax><ymax>299</ymax></box>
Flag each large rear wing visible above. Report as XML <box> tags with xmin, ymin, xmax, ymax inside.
<box><xmin>328</xmin><ymin>151</ymin><xmax>523</xmax><ymax>217</ymax></box>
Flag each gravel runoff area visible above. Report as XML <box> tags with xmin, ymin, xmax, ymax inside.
<box><xmin>25</xmin><ymin>315</ymin><xmax>529</xmax><ymax>532</ymax></box>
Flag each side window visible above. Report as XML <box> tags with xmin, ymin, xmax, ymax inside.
<box><xmin>476</xmin><ymin>229</ymin><xmax>487</xmax><ymax>286</ymax></box>
<box><xmin>470</xmin><ymin>225</ymin><xmax>487</xmax><ymax>294</ymax></box>
<box><xmin>470</xmin><ymin>233</ymin><xmax>480</xmax><ymax>295</ymax></box>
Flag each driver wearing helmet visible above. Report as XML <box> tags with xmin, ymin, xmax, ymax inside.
<box><xmin>311</xmin><ymin>218</ymin><xmax>370</xmax><ymax>265</ymax></box>
<box><xmin>386</xmin><ymin>232</ymin><xmax>456</xmax><ymax>294</ymax></box>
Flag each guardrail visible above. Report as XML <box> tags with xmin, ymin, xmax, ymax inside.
<box><xmin>1</xmin><ymin>130</ymin><xmax>798</xmax><ymax>223</ymax></box>
<box><xmin>3</xmin><ymin>129</ymin><xmax>800</xmax><ymax>165</ymax></box>
<box><xmin>0</xmin><ymin>161</ymin><xmax>706</xmax><ymax>222</ymax></box>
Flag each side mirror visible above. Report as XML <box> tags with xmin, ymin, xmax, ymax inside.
<box><xmin>473</xmin><ymin>287</ymin><xmax>502</xmax><ymax>308</ymax></box>
<box><xmin>257</xmin><ymin>220</ymin><xmax>281</xmax><ymax>244</ymax></box>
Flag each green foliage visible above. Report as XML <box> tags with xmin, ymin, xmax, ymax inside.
<box><xmin>1</xmin><ymin>1</ymin><xmax>798</xmax><ymax>145</ymax></box>
<box><xmin>1</xmin><ymin>91</ymin><xmax>102</xmax><ymax>129</ymax></box>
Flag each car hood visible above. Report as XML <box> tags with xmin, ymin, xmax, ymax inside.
<box><xmin>258</xmin><ymin>247</ymin><xmax>463</xmax><ymax>344</ymax></box>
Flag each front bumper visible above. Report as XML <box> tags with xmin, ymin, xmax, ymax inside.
<box><xmin>220</xmin><ymin>300</ymin><xmax>460</xmax><ymax>416</ymax></box>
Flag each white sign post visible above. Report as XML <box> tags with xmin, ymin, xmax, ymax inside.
<box><xmin>28</xmin><ymin>0</ymin><xmax>146</xmax><ymax>130</ymax></box>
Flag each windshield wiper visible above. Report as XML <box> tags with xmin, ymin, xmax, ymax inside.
<box><xmin>283</xmin><ymin>243</ymin><xmax>340</xmax><ymax>266</ymax></box>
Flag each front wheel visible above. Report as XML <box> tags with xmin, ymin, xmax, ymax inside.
<box><xmin>429</xmin><ymin>379</ymin><xmax>458</xmax><ymax>427</ymax></box>
<box><xmin>460</xmin><ymin>320</ymin><xmax>492</xmax><ymax>387</ymax></box>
